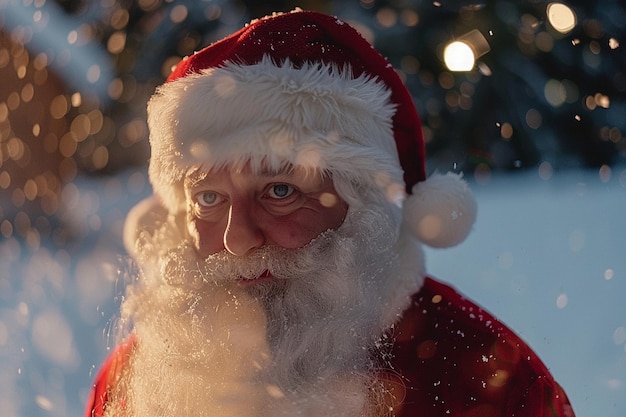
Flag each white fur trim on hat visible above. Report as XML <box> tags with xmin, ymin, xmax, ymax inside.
<box><xmin>403</xmin><ymin>172</ymin><xmax>477</xmax><ymax>248</ymax></box>
<box><xmin>147</xmin><ymin>56</ymin><xmax>405</xmax><ymax>214</ymax></box>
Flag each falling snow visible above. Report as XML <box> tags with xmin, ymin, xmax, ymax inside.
<box><xmin>0</xmin><ymin>166</ymin><xmax>623</xmax><ymax>417</ymax></box>
<box><xmin>425</xmin><ymin>167</ymin><xmax>626</xmax><ymax>417</ymax></box>
<box><xmin>0</xmin><ymin>0</ymin><xmax>625</xmax><ymax>416</ymax></box>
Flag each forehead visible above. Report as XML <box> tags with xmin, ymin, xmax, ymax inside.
<box><xmin>184</xmin><ymin>162</ymin><xmax>326</xmax><ymax>187</ymax></box>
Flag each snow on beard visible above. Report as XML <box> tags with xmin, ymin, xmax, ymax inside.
<box><xmin>107</xmin><ymin>199</ymin><xmax>410</xmax><ymax>417</ymax></box>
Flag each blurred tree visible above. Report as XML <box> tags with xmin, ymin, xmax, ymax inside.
<box><xmin>0</xmin><ymin>29</ymin><xmax>74</xmax><ymax>246</ymax></box>
<box><xmin>42</xmin><ymin>0</ymin><xmax>334</xmax><ymax>174</ymax></box>
<box><xmin>337</xmin><ymin>0</ymin><xmax>625</xmax><ymax>175</ymax></box>
<box><xmin>2</xmin><ymin>0</ymin><xmax>624</xmax><ymax>191</ymax></box>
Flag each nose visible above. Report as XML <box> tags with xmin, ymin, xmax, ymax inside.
<box><xmin>223</xmin><ymin>202</ymin><xmax>265</xmax><ymax>256</ymax></box>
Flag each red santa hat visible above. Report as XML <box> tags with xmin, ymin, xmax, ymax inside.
<box><xmin>146</xmin><ymin>8</ymin><xmax>476</xmax><ymax>248</ymax></box>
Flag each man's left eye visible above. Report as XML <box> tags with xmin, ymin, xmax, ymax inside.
<box><xmin>268</xmin><ymin>183</ymin><xmax>294</xmax><ymax>199</ymax></box>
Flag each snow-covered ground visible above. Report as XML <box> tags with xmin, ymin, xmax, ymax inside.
<box><xmin>426</xmin><ymin>166</ymin><xmax>626</xmax><ymax>417</ymax></box>
<box><xmin>1</xmin><ymin>165</ymin><xmax>625</xmax><ymax>417</ymax></box>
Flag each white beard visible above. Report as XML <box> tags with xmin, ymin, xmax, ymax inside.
<box><xmin>105</xmin><ymin>202</ymin><xmax>424</xmax><ymax>417</ymax></box>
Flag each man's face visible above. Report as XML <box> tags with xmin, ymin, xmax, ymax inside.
<box><xmin>184</xmin><ymin>164</ymin><xmax>348</xmax><ymax>274</ymax></box>
<box><xmin>116</xmin><ymin>163</ymin><xmax>415</xmax><ymax>416</ymax></box>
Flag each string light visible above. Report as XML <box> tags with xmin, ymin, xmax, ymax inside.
<box><xmin>443</xmin><ymin>29</ymin><xmax>490</xmax><ymax>72</ymax></box>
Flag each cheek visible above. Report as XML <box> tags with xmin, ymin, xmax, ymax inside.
<box><xmin>265</xmin><ymin>201</ymin><xmax>348</xmax><ymax>249</ymax></box>
<box><xmin>264</xmin><ymin>225</ymin><xmax>318</xmax><ymax>249</ymax></box>
<box><xmin>325</xmin><ymin>199</ymin><xmax>349</xmax><ymax>229</ymax></box>
<box><xmin>188</xmin><ymin>217</ymin><xmax>225</xmax><ymax>257</ymax></box>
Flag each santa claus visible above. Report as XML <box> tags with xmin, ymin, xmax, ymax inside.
<box><xmin>86</xmin><ymin>9</ymin><xmax>574</xmax><ymax>417</ymax></box>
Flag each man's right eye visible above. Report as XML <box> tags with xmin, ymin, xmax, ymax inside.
<box><xmin>195</xmin><ymin>191</ymin><xmax>222</xmax><ymax>207</ymax></box>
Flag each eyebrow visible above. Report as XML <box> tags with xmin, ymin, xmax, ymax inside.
<box><xmin>184</xmin><ymin>169</ymin><xmax>209</xmax><ymax>188</ymax></box>
<box><xmin>256</xmin><ymin>164</ymin><xmax>296</xmax><ymax>178</ymax></box>
<box><xmin>183</xmin><ymin>164</ymin><xmax>299</xmax><ymax>188</ymax></box>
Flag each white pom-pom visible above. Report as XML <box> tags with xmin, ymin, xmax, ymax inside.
<box><xmin>403</xmin><ymin>172</ymin><xmax>477</xmax><ymax>248</ymax></box>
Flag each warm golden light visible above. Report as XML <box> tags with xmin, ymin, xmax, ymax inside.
<box><xmin>444</xmin><ymin>41</ymin><xmax>475</xmax><ymax>71</ymax></box>
<box><xmin>544</xmin><ymin>79</ymin><xmax>567</xmax><ymax>107</ymax></box>
<box><xmin>547</xmin><ymin>3</ymin><xmax>577</xmax><ymax>34</ymax></box>
<box><xmin>443</xmin><ymin>29</ymin><xmax>490</xmax><ymax>72</ymax></box>
<box><xmin>170</xmin><ymin>5</ymin><xmax>189</xmax><ymax>23</ymax></box>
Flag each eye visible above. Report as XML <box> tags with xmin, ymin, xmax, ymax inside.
<box><xmin>268</xmin><ymin>183</ymin><xmax>295</xmax><ymax>199</ymax></box>
<box><xmin>195</xmin><ymin>191</ymin><xmax>222</xmax><ymax>207</ymax></box>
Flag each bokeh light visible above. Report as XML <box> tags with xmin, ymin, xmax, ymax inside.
<box><xmin>544</xmin><ymin>79</ymin><xmax>567</xmax><ymax>107</ymax></box>
<box><xmin>443</xmin><ymin>29</ymin><xmax>490</xmax><ymax>72</ymax></box>
<box><xmin>444</xmin><ymin>41</ymin><xmax>475</xmax><ymax>71</ymax></box>
<box><xmin>0</xmin><ymin>1</ymin><xmax>625</xmax><ymax>416</ymax></box>
<box><xmin>546</xmin><ymin>3</ymin><xmax>577</xmax><ymax>34</ymax></box>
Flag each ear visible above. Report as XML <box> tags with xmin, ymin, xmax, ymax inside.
<box><xmin>123</xmin><ymin>196</ymin><xmax>169</xmax><ymax>257</ymax></box>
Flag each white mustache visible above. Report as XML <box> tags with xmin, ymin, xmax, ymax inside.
<box><xmin>162</xmin><ymin>230</ymin><xmax>336</xmax><ymax>288</ymax></box>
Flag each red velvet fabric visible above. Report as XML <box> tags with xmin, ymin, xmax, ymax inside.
<box><xmin>85</xmin><ymin>277</ymin><xmax>574</xmax><ymax>417</ymax></box>
<box><xmin>386</xmin><ymin>277</ymin><xmax>574</xmax><ymax>417</ymax></box>
<box><xmin>85</xmin><ymin>336</ymin><xmax>136</xmax><ymax>417</ymax></box>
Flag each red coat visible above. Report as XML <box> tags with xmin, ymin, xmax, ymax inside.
<box><xmin>85</xmin><ymin>277</ymin><xmax>574</xmax><ymax>417</ymax></box>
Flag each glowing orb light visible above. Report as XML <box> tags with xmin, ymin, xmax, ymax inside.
<box><xmin>444</xmin><ymin>41</ymin><xmax>476</xmax><ymax>71</ymax></box>
<box><xmin>443</xmin><ymin>29</ymin><xmax>491</xmax><ymax>72</ymax></box>
<box><xmin>547</xmin><ymin>3</ymin><xmax>577</xmax><ymax>34</ymax></box>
